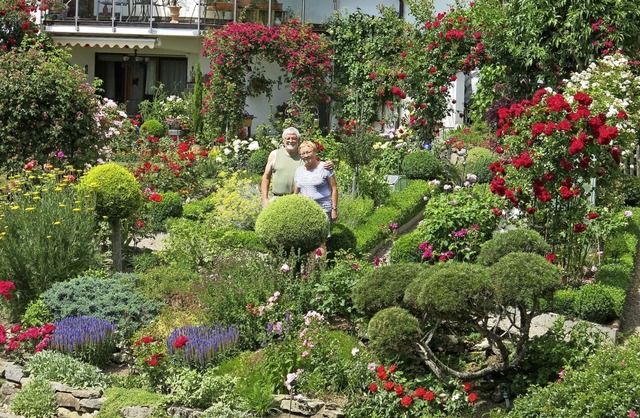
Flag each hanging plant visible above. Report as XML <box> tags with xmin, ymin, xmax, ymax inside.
<box><xmin>202</xmin><ymin>19</ymin><xmax>332</xmax><ymax>139</ymax></box>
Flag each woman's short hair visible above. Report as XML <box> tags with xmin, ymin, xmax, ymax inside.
<box><xmin>282</xmin><ymin>126</ymin><xmax>301</xmax><ymax>140</ymax></box>
<box><xmin>298</xmin><ymin>140</ymin><xmax>317</xmax><ymax>153</ymax></box>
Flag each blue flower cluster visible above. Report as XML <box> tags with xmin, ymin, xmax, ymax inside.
<box><xmin>50</xmin><ymin>316</ymin><xmax>117</xmax><ymax>365</ymax></box>
<box><xmin>167</xmin><ymin>324</ymin><xmax>239</xmax><ymax>367</ymax></box>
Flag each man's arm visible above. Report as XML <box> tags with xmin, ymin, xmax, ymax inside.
<box><xmin>261</xmin><ymin>150</ymin><xmax>277</xmax><ymax>208</ymax></box>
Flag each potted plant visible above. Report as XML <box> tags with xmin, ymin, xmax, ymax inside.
<box><xmin>167</xmin><ymin>0</ymin><xmax>183</xmax><ymax>23</ymax></box>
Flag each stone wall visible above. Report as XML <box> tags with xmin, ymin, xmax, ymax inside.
<box><xmin>0</xmin><ymin>361</ymin><xmax>344</xmax><ymax>418</ymax></box>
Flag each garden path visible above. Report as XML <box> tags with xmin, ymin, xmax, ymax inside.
<box><xmin>618</xmin><ymin>239</ymin><xmax>640</xmax><ymax>337</ymax></box>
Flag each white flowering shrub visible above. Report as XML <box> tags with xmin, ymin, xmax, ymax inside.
<box><xmin>564</xmin><ymin>53</ymin><xmax>640</xmax><ymax>156</ymax></box>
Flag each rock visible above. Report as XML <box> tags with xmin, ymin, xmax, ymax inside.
<box><xmin>57</xmin><ymin>407</ymin><xmax>82</xmax><ymax>418</ymax></box>
<box><xmin>166</xmin><ymin>406</ymin><xmax>203</xmax><ymax>418</ymax></box>
<box><xmin>279</xmin><ymin>398</ymin><xmax>324</xmax><ymax>416</ymax></box>
<box><xmin>72</xmin><ymin>388</ymin><xmax>103</xmax><ymax>399</ymax></box>
<box><xmin>121</xmin><ymin>406</ymin><xmax>156</xmax><ymax>418</ymax></box>
<box><xmin>3</xmin><ymin>363</ymin><xmax>23</xmax><ymax>383</ymax></box>
<box><xmin>312</xmin><ymin>402</ymin><xmax>345</xmax><ymax>418</ymax></box>
<box><xmin>55</xmin><ymin>392</ymin><xmax>80</xmax><ymax>411</ymax></box>
<box><xmin>0</xmin><ymin>381</ymin><xmax>19</xmax><ymax>403</ymax></box>
<box><xmin>79</xmin><ymin>397</ymin><xmax>106</xmax><ymax>411</ymax></box>
<box><xmin>50</xmin><ymin>382</ymin><xmax>75</xmax><ymax>393</ymax></box>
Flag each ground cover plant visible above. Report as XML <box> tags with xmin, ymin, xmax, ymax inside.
<box><xmin>1</xmin><ymin>0</ymin><xmax>640</xmax><ymax>416</ymax></box>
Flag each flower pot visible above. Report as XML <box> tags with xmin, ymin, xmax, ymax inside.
<box><xmin>207</xmin><ymin>2</ymin><xmax>234</xmax><ymax>11</ymax></box>
<box><xmin>168</xmin><ymin>5</ymin><xmax>181</xmax><ymax>23</ymax></box>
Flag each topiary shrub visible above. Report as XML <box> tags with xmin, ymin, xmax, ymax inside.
<box><xmin>572</xmin><ymin>283</ymin><xmax>625</xmax><ymax>324</ymax></box>
<box><xmin>139</xmin><ymin>119</ymin><xmax>166</xmax><ymax>138</ymax></box>
<box><xmin>10</xmin><ymin>375</ymin><xmax>57</xmax><ymax>418</ymax></box>
<box><xmin>406</xmin><ymin>262</ymin><xmax>494</xmax><ymax>320</ymax></box>
<box><xmin>400</xmin><ymin>150</ymin><xmax>444</xmax><ymax>180</ymax></box>
<box><xmin>466</xmin><ymin>154</ymin><xmax>498</xmax><ymax>184</ymax></box>
<box><xmin>144</xmin><ymin>191</ymin><xmax>183</xmax><ymax>232</ymax></box>
<box><xmin>326</xmin><ymin>223</ymin><xmax>357</xmax><ymax>255</ymax></box>
<box><xmin>389</xmin><ymin>232</ymin><xmax>425</xmax><ymax>263</ymax></box>
<box><xmin>42</xmin><ymin>273</ymin><xmax>163</xmax><ymax>338</ymax></box>
<box><xmin>255</xmin><ymin>194</ymin><xmax>328</xmax><ymax>255</ymax></box>
<box><xmin>79</xmin><ymin>163</ymin><xmax>142</xmax><ymax>220</ymax></box>
<box><xmin>338</xmin><ymin>195</ymin><xmax>375</xmax><ymax>229</ymax></box>
<box><xmin>489</xmin><ymin>252</ymin><xmax>561</xmax><ymax>309</ymax></box>
<box><xmin>79</xmin><ymin>162</ymin><xmax>143</xmax><ymax>271</ymax></box>
<box><xmin>352</xmin><ymin>263</ymin><xmax>425</xmax><ymax>317</ymax></box>
<box><xmin>549</xmin><ymin>289</ymin><xmax>577</xmax><ymax>316</ymax></box>
<box><xmin>476</xmin><ymin>228</ymin><xmax>551</xmax><ymax>266</ymax></box>
<box><xmin>247</xmin><ymin>148</ymin><xmax>270</xmax><ymax>176</ymax></box>
<box><xmin>602</xmin><ymin>232</ymin><xmax>637</xmax><ymax>268</ymax></box>
<box><xmin>595</xmin><ymin>263</ymin><xmax>632</xmax><ymax>291</ymax></box>
<box><xmin>367</xmin><ymin>307</ymin><xmax>421</xmax><ymax>361</ymax></box>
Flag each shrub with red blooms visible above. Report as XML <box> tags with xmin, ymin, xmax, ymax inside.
<box><xmin>491</xmin><ymin>87</ymin><xmax>633</xmax><ymax>278</ymax></box>
<box><xmin>345</xmin><ymin>363</ymin><xmax>477</xmax><ymax>417</ymax></box>
<box><xmin>202</xmin><ymin>20</ymin><xmax>332</xmax><ymax>137</ymax></box>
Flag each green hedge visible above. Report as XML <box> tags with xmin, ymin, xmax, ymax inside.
<box><xmin>352</xmin><ymin>180</ymin><xmax>433</xmax><ymax>254</ymax></box>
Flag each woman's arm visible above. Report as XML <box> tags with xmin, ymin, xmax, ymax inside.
<box><xmin>328</xmin><ymin>175</ymin><xmax>338</xmax><ymax>221</ymax></box>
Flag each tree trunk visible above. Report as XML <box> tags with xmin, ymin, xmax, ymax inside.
<box><xmin>111</xmin><ymin>218</ymin><xmax>122</xmax><ymax>272</ymax></box>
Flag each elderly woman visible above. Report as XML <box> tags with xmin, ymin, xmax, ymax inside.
<box><xmin>293</xmin><ymin>141</ymin><xmax>338</xmax><ymax>235</ymax></box>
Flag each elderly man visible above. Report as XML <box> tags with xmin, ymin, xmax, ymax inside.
<box><xmin>261</xmin><ymin>127</ymin><xmax>332</xmax><ymax>208</ymax></box>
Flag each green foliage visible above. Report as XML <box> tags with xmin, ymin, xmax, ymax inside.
<box><xmin>247</xmin><ymin>148</ymin><xmax>270</xmax><ymax>176</ymax></box>
<box><xmin>572</xmin><ymin>283</ymin><xmax>625</xmax><ymax>324</ymax></box>
<box><xmin>143</xmin><ymin>191</ymin><xmax>183</xmax><ymax>232</ymax></box>
<box><xmin>621</xmin><ymin>175</ymin><xmax>640</xmax><ymax>206</ymax></box>
<box><xmin>208</xmin><ymin>171</ymin><xmax>261</xmax><ymax>230</ymax></box>
<box><xmin>352</xmin><ymin>263</ymin><xmax>424</xmax><ymax>317</ymax></box>
<box><xmin>489</xmin><ymin>252</ymin><xmax>561</xmax><ymax>309</ymax></box>
<box><xmin>163</xmin><ymin>218</ymin><xmax>266</xmax><ymax>270</ymax></box>
<box><xmin>549</xmin><ymin>289</ymin><xmax>576</xmax><ymax>316</ymax></box>
<box><xmin>24</xmin><ymin>350</ymin><xmax>111</xmax><ymax>388</ymax></box>
<box><xmin>0</xmin><ymin>168</ymin><xmax>100</xmax><ymax>318</ymax></box>
<box><xmin>493</xmin><ymin>335</ymin><xmax>640</xmax><ymax>418</ymax></box>
<box><xmin>408</xmin><ymin>262</ymin><xmax>494</xmax><ymax>320</ymax></box>
<box><xmin>139</xmin><ymin>119</ymin><xmax>166</xmax><ymax>138</ymax></box>
<box><xmin>352</xmin><ymin>180</ymin><xmax>432</xmax><ymax>254</ymax></box>
<box><xmin>136</xmin><ymin>264</ymin><xmax>201</xmax><ymax>302</ymax></box>
<box><xmin>165</xmin><ymin>367</ymin><xmax>244</xmax><ymax>409</ymax></box>
<box><xmin>10</xmin><ymin>375</ymin><xmax>57</xmax><ymax>418</ymax></box>
<box><xmin>595</xmin><ymin>263</ymin><xmax>632</xmax><ymax>291</ymax></box>
<box><xmin>255</xmin><ymin>194</ymin><xmax>328</xmax><ymax>255</ymax></box>
<box><xmin>325</xmin><ymin>223</ymin><xmax>357</xmax><ymax>255</ymax></box>
<box><xmin>99</xmin><ymin>387</ymin><xmax>167</xmax><ymax>418</ymax></box>
<box><xmin>310</xmin><ymin>255</ymin><xmax>367</xmax><ymax>321</ymax></box>
<box><xmin>401</xmin><ymin>150</ymin><xmax>444</xmax><ymax>180</ymax></box>
<box><xmin>21</xmin><ymin>299</ymin><xmax>53</xmax><ymax>328</ymax></box>
<box><xmin>389</xmin><ymin>232</ymin><xmax>424</xmax><ymax>263</ymax></box>
<box><xmin>337</xmin><ymin>194</ymin><xmax>375</xmax><ymax>229</ymax></box>
<box><xmin>367</xmin><ymin>307</ymin><xmax>421</xmax><ymax>362</ymax></box>
<box><xmin>201</xmin><ymin>403</ymin><xmax>249</xmax><ymax>418</ymax></box>
<box><xmin>0</xmin><ymin>46</ymin><xmax>106</xmax><ymax>171</ymax></box>
<box><xmin>508</xmin><ymin>318</ymin><xmax>609</xmax><ymax>396</ymax></box>
<box><xmin>476</xmin><ymin>228</ymin><xmax>551</xmax><ymax>266</ymax></box>
<box><xmin>41</xmin><ymin>273</ymin><xmax>163</xmax><ymax>338</ymax></box>
<box><xmin>466</xmin><ymin>148</ymin><xmax>499</xmax><ymax>184</ymax></box>
<box><xmin>181</xmin><ymin>195</ymin><xmax>215</xmax><ymax>220</ymax></box>
<box><xmin>79</xmin><ymin>162</ymin><xmax>143</xmax><ymax>220</ymax></box>
<box><xmin>603</xmin><ymin>231</ymin><xmax>637</xmax><ymax>268</ymax></box>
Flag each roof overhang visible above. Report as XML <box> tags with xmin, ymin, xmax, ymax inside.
<box><xmin>51</xmin><ymin>36</ymin><xmax>161</xmax><ymax>49</ymax></box>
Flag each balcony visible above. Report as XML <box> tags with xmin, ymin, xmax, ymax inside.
<box><xmin>42</xmin><ymin>0</ymin><xmax>334</xmax><ymax>34</ymax></box>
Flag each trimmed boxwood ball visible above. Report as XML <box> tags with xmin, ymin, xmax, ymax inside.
<box><xmin>489</xmin><ymin>252</ymin><xmax>561</xmax><ymax>308</ymax></box>
<box><xmin>326</xmin><ymin>222</ymin><xmax>357</xmax><ymax>255</ymax></box>
<box><xmin>367</xmin><ymin>307</ymin><xmax>421</xmax><ymax>361</ymax></box>
<box><xmin>476</xmin><ymin>228</ymin><xmax>551</xmax><ymax>266</ymax></box>
<box><xmin>79</xmin><ymin>162</ymin><xmax>143</xmax><ymax>219</ymax></box>
<box><xmin>255</xmin><ymin>194</ymin><xmax>328</xmax><ymax>255</ymax></box>
<box><xmin>401</xmin><ymin>149</ymin><xmax>443</xmax><ymax>180</ymax></box>
<box><xmin>595</xmin><ymin>263</ymin><xmax>632</xmax><ymax>291</ymax></box>
<box><xmin>352</xmin><ymin>263</ymin><xmax>425</xmax><ymax>316</ymax></box>
<box><xmin>572</xmin><ymin>283</ymin><xmax>625</xmax><ymax>324</ymax></box>
<box><xmin>140</xmin><ymin>119</ymin><xmax>166</xmax><ymax>138</ymax></box>
<box><xmin>247</xmin><ymin>149</ymin><xmax>270</xmax><ymax>176</ymax></box>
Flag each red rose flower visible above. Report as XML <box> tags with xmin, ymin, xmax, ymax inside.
<box><xmin>369</xmin><ymin>382</ymin><xmax>377</xmax><ymax>393</ymax></box>
<box><xmin>546</xmin><ymin>253</ymin><xmax>556</xmax><ymax>263</ymax></box>
<box><xmin>377</xmin><ymin>371</ymin><xmax>388</xmax><ymax>381</ymax></box>
<box><xmin>424</xmin><ymin>390</ymin><xmax>435</xmax><ymax>401</ymax></box>
<box><xmin>468</xmin><ymin>392</ymin><xmax>478</xmax><ymax>403</ymax></box>
<box><xmin>388</xmin><ymin>364</ymin><xmax>397</xmax><ymax>373</ymax></box>
<box><xmin>463</xmin><ymin>382</ymin><xmax>473</xmax><ymax>392</ymax></box>
<box><xmin>400</xmin><ymin>395</ymin><xmax>413</xmax><ymax>407</ymax></box>
<box><xmin>587</xmin><ymin>212</ymin><xmax>599</xmax><ymax>220</ymax></box>
<box><xmin>174</xmin><ymin>335</ymin><xmax>189</xmax><ymax>348</ymax></box>
<box><xmin>395</xmin><ymin>385</ymin><xmax>404</xmax><ymax>396</ymax></box>
<box><xmin>414</xmin><ymin>387</ymin><xmax>426</xmax><ymax>398</ymax></box>
<box><xmin>383</xmin><ymin>381</ymin><xmax>395</xmax><ymax>391</ymax></box>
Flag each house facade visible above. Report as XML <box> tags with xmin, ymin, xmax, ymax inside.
<box><xmin>38</xmin><ymin>0</ymin><xmax>462</xmax><ymax>129</ymax></box>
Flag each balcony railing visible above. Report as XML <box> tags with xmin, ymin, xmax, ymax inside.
<box><xmin>42</xmin><ymin>0</ymin><xmax>334</xmax><ymax>32</ymax></box>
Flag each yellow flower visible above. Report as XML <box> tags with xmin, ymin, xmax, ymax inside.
<box><xmin>73</xmin><ymin>208</ymin><xmax>81</xmax><ymax>212</ymax></box>
<box><xmin>25</xmin><ymin>207</ymin><xmax>35</xmax><ymax>211</ymax></box>
<box><xmin>32</xmin><ymin>196</ymin><xmax>41</xmax><ymax>200</ymax></box>
<box><xmin>55</xmin><ymin>187</ymin><xmax>62</xmax><ymax>192</ymax></box>
<box><xmin>58</xmin><ymin>204</ymin><xmax>66</xmax><ymax>208</ymax></box>
<box><xmin>53</xmin><ymin>221</ymin><xmax>61</xmax><ymax>225</ymax></box>
<box><xmin>10</xmin><ymin>206</ymin><xmax>19</xmax><ymax>210</ymax></box>
<box><xmin>46</xmin><ymin>235</ymin><xmax>52</xmax><ymax>239</ymax></box>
